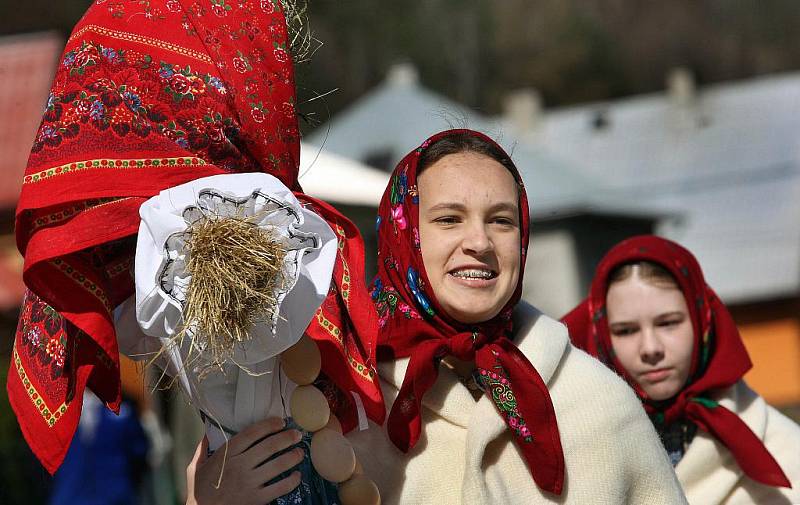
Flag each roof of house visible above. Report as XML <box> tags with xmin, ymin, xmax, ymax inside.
<box><xmin>515</xmin><ymin>72</ymin><xmax>800</xmax><ymax>303</ymax></box>
<box><xmin>306</xmin><ymin>64</ymin><xmax>494</xmax><ymax>164</ymax></box>
<box><xmin>298</xmin><ymin>143</ymin><xmax>389</xmax><ymax>206</ymax></box>
<box><xmin>306</xmin><ymin>65</ymin><xmax>644</xmax><ymax>220</ymax></box>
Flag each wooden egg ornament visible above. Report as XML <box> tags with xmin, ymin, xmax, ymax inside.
<box><xmin>310</xmin><ymin>427</ymin><xmax>356</xmax><ymax>483</ymax></box>
<box><xmin>281</xmin><ymin>334</ymin><xmax>321</xmax><ymax>385</ymax></box>
<box><xmin>280</xmin><ymin>335</ymin><xmax>380</xmax><ymax>502</ymax></box>
<box><xmin>290</xmin><ymin>385</ymin><xmax>330</xmax><ymax>432</ymax></box>
<box><xmin>338</xmin><ymin>474</ymin><xmax>381</xmax><ymax>505</ymax></box>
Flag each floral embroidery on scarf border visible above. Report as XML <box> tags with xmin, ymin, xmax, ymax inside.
<box><xmin>389</xmin><ymin>166</ymin><xmax>408</xmax><ymax>205</ymax></box>
<box><xmin>407</xmin><ymin>184</ymin><xmax>418</xmax><ymax>205</ymax></box>
<box><xmin>19</xmin><ymin>322</ymin><xmax>68</xmax><ymax>377</ymax></box>
<box><xmin>98</xmin><ymin>1</ymin><xmax>169</xmax><ymax>22</ymax></box>
<box><xmin>32</xmin><ymin>42</ymin><xmax>239</xmax><ymax>164</ymax></box>
<box><xmin>405</xmin><ymin>267</ymin><xmax>435</xmax><ymax>317</ymax></box>
<box><xmin>19</xmin><ymin>329</ymin><xmax>68</xmax><ymax>389</ymax></box>
<box><xmin>333</xmin><ymin>225</ymin><xmax>351</xmax><ymax>305</ymax></box>
<box><xmin>477</xmin><ymin>366</ymin><xmax>534</xmax><ymax>443</ymax></box>
<box><xmin>371</xmin><ymin>278</ymin><xmax>421</xmax><ymax>328</ymax></box>
<box><xmin>13</xmin><ymin>345</ymin><xmax>69</xmax><ymax>427</ymax></box>
<box><xmin>371</xmin><ymin>278</ymin><xmax>397</xmax><ymax>326</ymax></box>
<box><xmin>312</xmin><ymin>308</ymin><xmax>377</xmax><ymax>383</ymax></box>
<box><xmin>388</xmin><ymin>168</ymin><xmax>410</xmax><ymax>234</ymax></box>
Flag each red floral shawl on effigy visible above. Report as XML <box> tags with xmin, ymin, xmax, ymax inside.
<box><xmin>10</xmin><ymin>0</ymin><xmax>383</xmax><ymax>474</ymax></box>
<box><xmin>562</xmin><ymin>235</ymin><xmax>790</xmax><ymax>488</ymax></box>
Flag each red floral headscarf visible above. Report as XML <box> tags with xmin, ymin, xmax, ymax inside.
<box><xmin>562</xmin><ymin>235</ymin><xmax>790</xmax><ymax>488</ymax></box>
<box><xmin>10</xmin><ymin>0</ymin><xmax>382</xmax><ymax>474</ymax></box>
<box><xmin>373</xmin><ymin>129</ymin><xmax>565</xmax><ymax>495</ymax></box>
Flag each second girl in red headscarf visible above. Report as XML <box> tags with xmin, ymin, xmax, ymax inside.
<box><xmin>563</xmin><ymin>235</ymin><xmax>799</xmax><ymax>504</ymax></box>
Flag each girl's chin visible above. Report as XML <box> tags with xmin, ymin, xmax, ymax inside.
<box><xmin>438</xmin><ymin>287</ymin><xmax>514</xmax><ymax>324</ymax></box>
<box><xmin>642</xmin><ymin>384</ymin><xmax>682</xmax><ymax>402</ymax></box>
<box><xmin>443</xmin><ymin>304</ymin><xmax>500</xmax><ymax>324</ymax></box>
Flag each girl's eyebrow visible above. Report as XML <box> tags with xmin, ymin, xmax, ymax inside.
<box><xmin>427</xmin><ymin>202</ymin><xmax>467</xmax><ymax>212</ymax></box>
<box><xmin>427</xmin><ymin>202</ymin><xmax>518</xmax><ymax>213</ymax></box>
<box><xmin>608</xmin><ymin>320</ymin><xmax>636</xmax><ymax>327</ymax></box>
<box><xmin>609</xmin><ymin>311</ymin><xmax>685</xmax><ymax>326</ymax></box>
<box><xmin>488</xmin><ymin>202</ymin><xmax>519</xmax><ymax>214</ymax></box>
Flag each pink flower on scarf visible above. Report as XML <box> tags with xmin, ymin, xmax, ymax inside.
<box><xmin>391</xmin><ymin>205</ymin><xmax>407</xmax><ymax>230</ymax></box>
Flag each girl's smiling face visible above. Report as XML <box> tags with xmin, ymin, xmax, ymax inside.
<box><xmin>417</xmin><ymin>152</ymin><xmax>521</xmax><ymax>324</ymax></box>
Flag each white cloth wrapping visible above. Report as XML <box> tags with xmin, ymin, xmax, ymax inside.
<box><xmin>116</xmin><ymin>173</ymin><xmax>337</xmax><ymax>449</ymax></box>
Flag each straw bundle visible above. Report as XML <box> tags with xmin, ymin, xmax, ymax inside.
<box><xmin>280</xmin><ymin>0</ymin><xmax>319</xmax><ymax>64</ymax></box>
<box><xmin>179</xmin><ymin>213</ymin><xmax>287</xmax><ymax>371</ymax></box>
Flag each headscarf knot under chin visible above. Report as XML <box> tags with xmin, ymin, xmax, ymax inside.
<box><xmin>443</xmin><ymin>330</ymin><xmax>485</xmax><ymax>361</ymax></box>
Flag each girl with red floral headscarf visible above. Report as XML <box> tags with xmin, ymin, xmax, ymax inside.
<box><xmin>346</xmin><ymin>130</ymin><xmax>687</xmax><ymax>504</ymax></box>
<box><xmin>562</xmin><ymin>235</ymin><xmax>800</xmax><ymax>504</ymax></box>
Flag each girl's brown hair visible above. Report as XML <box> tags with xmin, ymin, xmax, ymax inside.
<box><xmin>607</xmin><ymin>260</ymin><xmax>679</xmax><ymax>289</ymax></box>
<box><xmin>417</xmin><ymin>132</ymin><xmax>518</xmax><ymax>175</ymax></box>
